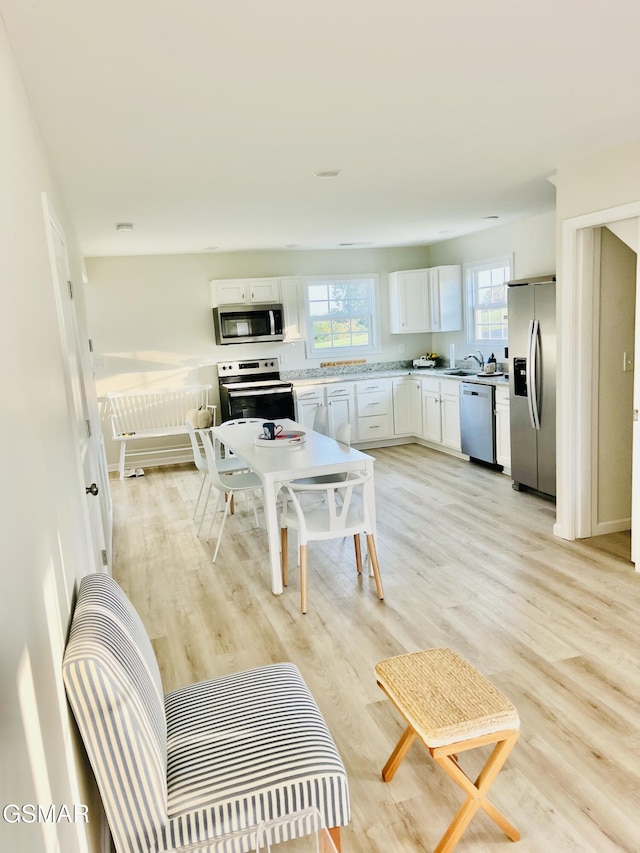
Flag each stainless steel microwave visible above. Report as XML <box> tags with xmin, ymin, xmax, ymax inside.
<box><xmin>213</xmin><ymin>304</ymin><xmax>284</xmax><ymax>345</ymax></box>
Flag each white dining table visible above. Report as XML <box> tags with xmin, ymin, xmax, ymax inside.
<box><xmin>211</xmin><ymin>418</ymin><xmax>376</xmax><ymax>594</ymax></box>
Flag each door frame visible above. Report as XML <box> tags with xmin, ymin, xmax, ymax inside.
<box><xmin>555</xmin><ymin>200</ymin><xmax>640</xmax><ymax>564</ymax></box>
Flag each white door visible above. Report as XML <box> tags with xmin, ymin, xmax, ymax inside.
<box><xmin>44</xmin><ymin>198</ymin><xmax>110</xmax><ymax>573</ymax></box>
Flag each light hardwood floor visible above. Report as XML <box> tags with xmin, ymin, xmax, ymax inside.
<box><xmin>111</xmin><ymin>444</ymin><xmax>640</xmax><ymax>853</ymax></box>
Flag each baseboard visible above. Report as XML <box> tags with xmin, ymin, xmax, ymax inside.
<box><xmin>592</xmin><ymin>518</ymin><xmax>631</xmax><ymax>536</ymax></box>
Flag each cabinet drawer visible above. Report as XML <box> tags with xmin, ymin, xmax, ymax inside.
<box><xmin>325</xmin><ymin>382</ymin><xmax>353</xmax><ymax>399</ymax></box>
<box><xmin>420</xmin><ymin>376</ymin><xmax>440</xmax><ymax>393</ymax></box>
<box><xmin>357</xmin><ymin>414</ymin><xmax>391</xmax><ymax>440</ymax></box>
<box><xmin>356</xmin><ymin>390</ymin><xmax>391</xmax><ymax>416</ymax></box>
<box><xmin>356</xmin><ymin>379</ymin><xmax>392</xmax><ymax>395</ymax></box>
<box><xmin>294</xmin><ymin>386</ymin><xmax>324</xmax><ymax>402</ymax></box>
<box><xmin>439</xmin><ymin>377</ymin><xmax>460</xmax><ymax>397</ymax></box>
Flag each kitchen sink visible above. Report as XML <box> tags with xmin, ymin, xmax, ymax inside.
<box><xmin>443</xmin><ymin>369</ymin><xmax>476</xmax><ymax>376</ymax></box>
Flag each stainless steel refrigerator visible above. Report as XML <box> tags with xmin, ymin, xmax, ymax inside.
<box><xmin>507</xmin><ymin>275</ymin><xmax>556</xmax><ymax>497</ymax></box>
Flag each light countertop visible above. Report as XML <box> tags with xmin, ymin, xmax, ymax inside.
<box><xmin>291</xmin><ymin>368</ymin><xmax>509</xmax><ymax>388</ymax></box>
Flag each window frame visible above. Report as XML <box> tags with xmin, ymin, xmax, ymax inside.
<box><xmin>464</xmin><ymin>254</ymin><xmax>513</xmax><ymax>346</ymax></box>
<box><xmin>303</xmin><ymin>273</ymin><xmax>381</xmax><ymax>359</ymax></box>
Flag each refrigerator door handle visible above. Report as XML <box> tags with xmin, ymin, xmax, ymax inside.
<box><xmin>528</xmin><ymin>319</ymin><xmax>541</xmax><ymax>430</ymax></box>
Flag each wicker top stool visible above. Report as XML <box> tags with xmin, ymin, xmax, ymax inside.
<box><xmin>376</xmin><ymin>648</ymin><xmax>521</xmax><ymax>853</ymax></box>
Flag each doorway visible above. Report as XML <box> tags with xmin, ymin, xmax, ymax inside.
<box><xmin>556</xmin><ymin>203</ymin><xmax>640</xmax><ymax>566</ymax></box>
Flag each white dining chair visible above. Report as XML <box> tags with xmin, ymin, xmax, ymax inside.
<box><xmin>313</xmin><ymin>405</ymin><xmax>329</xmax><ymax>436</ymax></box>
<box><xmin>334</xmin><ymin>422</ymin><xmax>351</xmax><ymax>447</ymax></box>
<box><xmin>291</xmin><ymin>422</ymin><xmax>352</xmax><ymax>491</ymax></box>
<box><xmin>187</xmin><ymin>421</ymin><xmax>251</xmax><ymax>536</ymax></box>
<box><xmin>200</xmin><ymin>431</ymin><xmax>264</xmax><ymax>563</ymax></box>
<box><xmin>279</xmin><ymin>471</ymin><xmax>384</xmax><ymax>614</ymax></box>
<box><xmin>186</xmin><ymin>420</ymin><xmax>209</xmax><ymax>522</ymax></box>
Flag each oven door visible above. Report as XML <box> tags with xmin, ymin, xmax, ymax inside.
<box><xmin>223</xmin><ymin>387</ymin><xmax>295</xmax><ymax>422</ymax></box>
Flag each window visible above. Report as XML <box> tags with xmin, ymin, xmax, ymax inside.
<box><xmin>465</xmin><ymin>255</ymin><xmax>513</xmax><ymax>344</ymax></box>
<box><xmin>304</xmin><ymin>274</ymin><xmax>379</xmax><ymax>357</ymax></box>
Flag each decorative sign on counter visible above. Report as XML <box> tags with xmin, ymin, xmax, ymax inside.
<box><xmin>320</xmin><ymin>359</ymin><xmax>367</xmax><ymax>368</ymax></box>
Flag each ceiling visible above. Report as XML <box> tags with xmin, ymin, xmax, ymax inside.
<box><xmin>2</xmin><ymin>0</ymin><xmax>640</xmax><ymax>258</ymax></box>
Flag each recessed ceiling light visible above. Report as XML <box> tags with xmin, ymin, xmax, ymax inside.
<box><xmin>204</xmin><ymin>246</ymin><xmax>219</xmax><ymax>252</ymax></box>
<box><xmin>481</xmin><ymin>215</ymin><xmax>499</xmax><ymax>220</ymax></box>
<box><xmin>338</xmin><ymin>241</ymin><xmax>373</xmax><ymax>247</ymax></box>
<box><xmin>284</xmin><ymin>244</ymin><xmax>298</xmax><ymax>249</ymax></box>
<box><xmin>115</xmin><ymin>222</ymin><xmax>134</xmax><ymax>232</ymax></box>
<box><xmin>313</xmin><ymin>170</ymin><xmax>341</xmax><ymax>179</ymax></box>
<box><xmin>438</xmin><ymin>229</ymin><xmax>452</xmax><ymax>235</ymax></box>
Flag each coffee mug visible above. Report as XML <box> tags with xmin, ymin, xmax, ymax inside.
<box><xmin>485</xmin><ymin>362</ymin><xmax>496</xmax><ymax>374</ymax></box>
<box><xmin>262</xmin><ymin>422</ymin><xmax>284</xmax><ymax>440</ymax></box>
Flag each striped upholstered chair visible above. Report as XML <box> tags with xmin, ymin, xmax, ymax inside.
<box><xmin>63</xmin><ymin>573</ymin><xmax>350</xmax><ymax>852</ymax></box>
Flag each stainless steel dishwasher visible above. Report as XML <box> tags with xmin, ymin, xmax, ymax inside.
<box><xmin>459</xmin><ymin>382</ymin><xmax>496</xmax><ymax>464</ymax></box>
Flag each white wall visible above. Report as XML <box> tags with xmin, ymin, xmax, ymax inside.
<box><xmin>425</xmin><ymin>211</ymin><xmax>557</xmax><ymax>366</ymax></box>
<box><xmin>0</xmin><ymin>20</ymin><xmax>101</xmax><ymax>853</ymax></box>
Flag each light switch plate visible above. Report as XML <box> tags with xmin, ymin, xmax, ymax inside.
<box><xmin>623</xmin><ymin>352</ymin><xmax>634</xmax><ymax>372</ymax></box>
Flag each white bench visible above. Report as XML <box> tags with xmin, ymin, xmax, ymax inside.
<box><xmin>107</xmin><ymin>385</ymin><xmax>212</xmax><ymax>479</ymax></box>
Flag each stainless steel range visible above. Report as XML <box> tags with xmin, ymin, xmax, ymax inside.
<box><xmin>217</xmin><ymin>358</ymin><xmax>295</xmax><ymax>422</ymax></box>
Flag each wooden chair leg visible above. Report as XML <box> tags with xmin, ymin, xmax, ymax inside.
<box><xmin>365</xmin><ymin>534</ymin><xmax>384</xmax><ymax>599</ymax></box>
<box><xmin>300</xmin><ymin>544</ymin><xmax>308</xmax><ymax>614</ymax></box>
<box><xmin>281</xmin><ymin>527</ymin><xmax>288</xmax><ymax>586</ymax></box>
<box><xmin>354</xmin><ymin>533</ymin><xmax>362</xmax><ymax>574</ymax></box>
<box><xmin>324</xmin><ymin>826</ymin><xmax>341</xmax><ymax>851</ymax></box>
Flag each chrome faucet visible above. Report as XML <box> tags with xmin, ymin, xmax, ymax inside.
<box><xmin>465</xmin><ymin>351</ymin><xmax>485</xmax><ymax>370</ymax></box>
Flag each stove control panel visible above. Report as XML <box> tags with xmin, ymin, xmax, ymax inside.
<box><xmin>217</xmin><ymin>358</ymin><xmax>280</xmax><ymax>378</ymax></box>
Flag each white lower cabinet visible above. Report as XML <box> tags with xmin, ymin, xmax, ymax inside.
<box><xmin>421</xmin><ymin>378</ymin><xmax>442</xmax><ymax>443</ymax></box>
<box><xmin>325</xmin><ymin>382</ymin><xmax>356</xmax><ymax>438</ymax></box>
<box><xmin>420</xmin><ymin>377</ymin><xmax>461</xmax><ymax>451</ymax></box>
<box><xmin>495</xmin><ymin>385</ymin><xmax>511</xmax><ymax>471</ymax></box>
<box><xmin>393</xmin><ymin>378</ymin><xmax>423</xmax><ymax>436</ymax></box>
<box><xmin>355</xmin><ymin>379</ymin><xmax>393</xmax><ymax>441</ymax></box>
<box><xmin>441</xmin><ymin>380</ymin><xmax>462</xmax><ymax>451</ymax></box>
<box><xmin>294</xmin><ymin>385</ymin><xmax>325</xmax><ymax>430</ymax></box>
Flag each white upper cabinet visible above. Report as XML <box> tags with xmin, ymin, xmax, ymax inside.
<box><xmin>280</xmin><ymin>276</ymin><xmax>305</xmax><ymax>342</ymax></box>
<box><xmin>389</xmin><ymin>265</ymin><xmax>462</xmax><ymax>333</ymax></box>
<box><xmin>211</xmin><ymin>277</ymin><xmax>281</xmax><ymax>306</ymax></box>
<box><xmin>427</xmin><ymin>265</ymin><xmax>463</xmax><ymax>332</ymax></box>
<box><xmin>389</xmin><ymin>269</ymin><xmax>430</xmax><ymax>333</ymax></box>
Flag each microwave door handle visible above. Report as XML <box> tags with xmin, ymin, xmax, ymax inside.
<box><xmin>269</xmin><ymin>310</ymin><xmax>275</xmax><ymax>336</ymax></box>
<box><xmin>527</xmin><ymin>319</ymin><xmax>541</xmax><ymax>430</ymax></box>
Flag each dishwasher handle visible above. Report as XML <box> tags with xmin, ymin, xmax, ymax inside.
<box><xmin>461</xmin><ymin>385</ymin><xmax>491</xmax><ymax>398</ymax></box>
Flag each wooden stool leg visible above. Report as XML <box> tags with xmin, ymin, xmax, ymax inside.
<box><xmin>432</xmin><ymin>732</ymin><xmax>520</xmax><ymax>853</ymax></box>
<box><xmin>281</xmin><ymin>527</ymin><xmax>288</xmax><ymax>586</ymax></box>
<box><xmin>354</xmin><ymin>534</ymin><xmax>362</xmax><ymax>574</ymax></box>
<box><xmin>365</xmin><ymin>534</ymin><xmax>384</xmax><ymax>599</ymax></box>
<box><xmin>300</xmin><ymin>544</ymin><xmax>308</xmax><ymax>614</ymax></box>
<box><xmin>381</xmin><ymin>724</ymin><xmax>417</xmax><ymax>781</ymax></box>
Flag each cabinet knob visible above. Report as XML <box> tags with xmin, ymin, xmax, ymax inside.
<box><xmin>86</xmin><ymin>483</ymin><xmax>99</xmax><ymax>496</ymax></box>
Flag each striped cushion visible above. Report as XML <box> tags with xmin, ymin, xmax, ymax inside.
<box><xmin>62</xmin><ymin>573</ymin><xmax>168</xmax><ymax>853</ymax></box>
<box><xmin>161</xmin><ymin>663</ymin><xmax>350</xmax><ymax>852</ymax></box>
<box><xmin>63</xmin><ymin>574</ymin><xmax>350</xmax><ymax>853</ymax></box>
